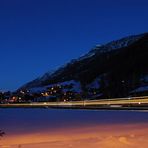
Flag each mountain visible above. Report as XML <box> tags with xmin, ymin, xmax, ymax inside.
<box><xmin>20</xmin><ymin>32</ymin><xmax>148</xmax><ymax>99</ymax></box>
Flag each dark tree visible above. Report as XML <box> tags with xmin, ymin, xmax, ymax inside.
<box><xmin>0</xmin><ymin>130</ymin><xmax>5</xmax><ymax>137</ymax></box>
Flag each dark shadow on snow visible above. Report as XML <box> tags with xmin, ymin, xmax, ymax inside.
<box><xmin>0</xmin><ymin>130</ymin><xmax>5</xmax><ymax>137</ymax></box>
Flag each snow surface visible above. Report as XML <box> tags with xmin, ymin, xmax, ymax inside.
<box><xmin>141</xmin><ymin>75</ymin><xmax>148</xmax><ymax>82</ymax></box>
<box><xmin>101</xmin><ymin>33</ymin><xmax>145</xmax><ymax>51</ymax></box>
<box><xmin>78</xmin><ymin>51</ymin><xmax>96</xmax><ymax>61</ymax></box>
<box><xmin>1</xmin><ymin>109</ymin><xmax>148</xmax><ymax>148</ymax></box>
<box><xmin>131</xmin><ymin>85</ymin><xmax>148</xmax><ymax>93</ymax></box>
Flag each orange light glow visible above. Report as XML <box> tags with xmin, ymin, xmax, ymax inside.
<box><xmin>1</xmin><ymin>124</ymin><xmax>148</xmax><ymax>148</ymax></box>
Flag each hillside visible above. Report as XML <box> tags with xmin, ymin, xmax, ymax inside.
<box><xmin>20</xmin><ymin>33</ymin><xmax>148</xmax><ymax>99</ymax></box>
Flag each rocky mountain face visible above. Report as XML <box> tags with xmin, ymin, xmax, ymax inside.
<box><xmin>20</xmin><ymin>33</ymin><xmax>148</xmax><ymax>99</ymax></box>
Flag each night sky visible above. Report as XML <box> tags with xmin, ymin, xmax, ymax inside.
<box><xmin>0</xmin><ymin>0</ymin><xmax>148</xmax><ymax>91</ymax></box>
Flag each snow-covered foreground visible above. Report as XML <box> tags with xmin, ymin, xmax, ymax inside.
<box><xmin>1</xmin><ymin>124</ymin><xmax>148</xmax><ymax>148</ymax></box>
<box><xmin>0</xmin><ymin>109</ymin><xmax>148</xmax><ymax>148</ymax></box>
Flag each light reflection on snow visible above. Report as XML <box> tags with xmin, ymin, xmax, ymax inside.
<box><xmin>0</xmin><ymin>109</ymin><xmax>148</xmax><ymax>148</ymax></box>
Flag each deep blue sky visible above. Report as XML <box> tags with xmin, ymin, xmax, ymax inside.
<box><xmin>0</xmin><ymin>0</ymin><xmax>148</xmax><ymax>91</ymax></box>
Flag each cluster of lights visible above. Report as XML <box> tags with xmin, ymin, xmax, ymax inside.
<box><xmin>0</xmin><ymin>83</ymin><xmax>81</xmax><ymax>103</ymax></box>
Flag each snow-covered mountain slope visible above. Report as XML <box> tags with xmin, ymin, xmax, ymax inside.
<box><xmin>20</xmin><ymin>32</ymin><xmax>148</xmax><ymax>98</ymax></box>
<box><xmin>77</xmin><ymin>33</ymin><xmax>146</xmax><ymax>61</ymax></box>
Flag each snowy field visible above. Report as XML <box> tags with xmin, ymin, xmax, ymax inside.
<box><xmin>0</xmin><ymin>109</ymin><xmax>148</xmax><ymax>148</ymax></box>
